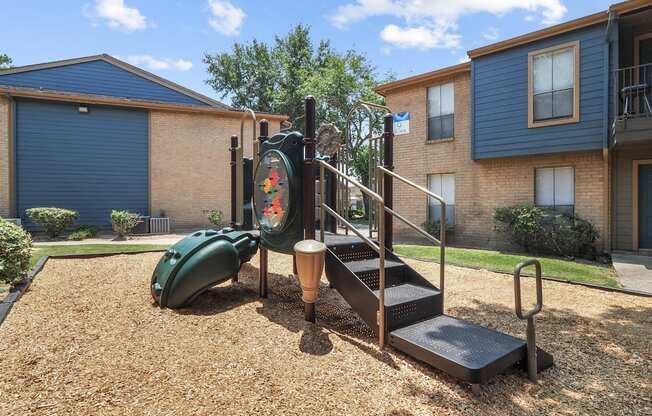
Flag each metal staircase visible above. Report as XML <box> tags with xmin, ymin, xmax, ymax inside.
<box><xmin>315</xmin><ymin>106</ymin><xmax>553</xmax><ymax>387</ymax></box>
<box><xmin>323</xmin><ymin>233</ymin><xmax>553</xmax><ymax>386</ymax></box>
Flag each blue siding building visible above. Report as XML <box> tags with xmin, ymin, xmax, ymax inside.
<box><xmin>0</xmin><ymin>54</ymin><xmax>272</xmax><ymax>231</ymax></box>
<box><xmin>378</xmin><ymin>1</ymin><xmax>652</xmax><ymax>253</ymax></box>
<box><xmin>472</xmin><ymin>24</ymin><xmax>608</xmax><ymax>159</ymax></box>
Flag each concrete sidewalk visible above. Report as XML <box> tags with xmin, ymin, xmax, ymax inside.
<box><xmin>33</xmin><ymin>233</ymin><xmax>185</xmax><ymax>246</ymax></box>
<box><xmin>611</xmin><ymin>252</ymin><xmax>652</xmax><ymax>293</ymax></box>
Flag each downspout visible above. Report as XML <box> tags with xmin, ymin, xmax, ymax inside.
<box><xmin>4</xmin><ymin>92</ymin><xmax>15</xmax><ymax>218</ymax></box>
<box><xmin>603</xmin><ymin>11</ymin><xmax>617</xmax><ymax>252</ymax></box>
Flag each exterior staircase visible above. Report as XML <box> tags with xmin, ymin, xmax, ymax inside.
<box><xmin>324</xmin><ymin>234</ymin><xmax>553</xmax><ymax>386</ymax></box>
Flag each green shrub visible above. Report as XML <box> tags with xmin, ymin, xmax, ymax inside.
<box><xmin>26</xmin><ymin>207</ymin><xmax>77</xmax><ymax>238</ymax></box>
<box><xmin>422</xmin><ymin>220</ymin><xmax>455</xmax><ymax>238</ymax></box>
<box><xmin>67</xmin><ymin>225</ymin><xmax>99</xmax><ymax>241</ymax></box>
<box><xmin>111</xmin><ymin>210</ymin><xmax>139</xmax><ymax>238</ymax></box>
<box><xmin>348</xmin><ymin>209</ymin><xmax>365</xmax><ymax>220</ymax></box>
<box><xmin>0</xmin><ymin>220</ymin><xmax>33</xmax><ymax>285</ymax></box>
<box><xmin>207</xmin><ymin>210</ymin><xmax>224</xmax><ymax>227</ymax></box>
<box><xmin>494</xmin><ymin>205</ymin><xmax>599</xmax><ymax>258</ymax></box>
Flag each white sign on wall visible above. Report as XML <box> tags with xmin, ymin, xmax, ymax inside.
<box><xmin>393</xmin><ymin>112</ymin><xmax>410</xmax><ymax>135</ymax></box>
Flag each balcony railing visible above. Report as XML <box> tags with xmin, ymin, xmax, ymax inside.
<box><xmin>614</xmin><ymin>62</ymin><xmax>652</xmax><ymax>121</ymax></box>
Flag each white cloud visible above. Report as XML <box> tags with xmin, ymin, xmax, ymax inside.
<box><xmin>89</xmin><ymin>0</ymin><xmax>148</xmax><ymax>32</ymax></box>
<box><xmin>482</xmin><ymin>26</ymin><xmax>500</xmax><ymax>40</ymax></box>
<box><xmin>331</xmin><ymin>0</ymin><xmax>567</xmax><ymax>49</ymax></box>
<box><xmin>126</xmin><ymin>55</ymin><xmax>193</xmax><ymax>71</ymax></box>
<box><xmin>525</xmin><ymin>14</ymin><xmax>536</xmax><ymax>21</ymax></box>
<box><xmin>380</xmin><ymin>25</ymin><xmax>461</xmax><ymax>49</ymax></box>
<box><xmin>207</xmin><ymin>0</ymin><xmax>246</xmax><ymax>36</ymax></box>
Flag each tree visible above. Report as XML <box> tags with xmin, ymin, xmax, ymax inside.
<box><xmin>0</xmin><ymin>54</ymin><xmax>12</xmax><ymax>69</ymax></box>
<box><xmin>204</xmin><ymin>24</ymin><xmax>392</xmax><ymax>150</ymax></box>
<box><xmin>204</xmin><ymin>25</ymin><xmax>393</xmax><ymax>218</ymax></box>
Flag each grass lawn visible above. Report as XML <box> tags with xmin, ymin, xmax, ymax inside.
<box><xmin>394</xmin><ymin>244</ymin><xmax>618</xmax><ymax>287</ymax></box>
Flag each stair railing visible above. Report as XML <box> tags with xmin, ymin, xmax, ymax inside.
<box><xmin>376</xmin><ymin>166</ymin><xmax>447</xmax><ymax>309</ymax></box>
<box><xmin>318</xmin><ymin>159</ymin><xmax>388</xmax><ymax>349</ymax></box>
<box><xmin>513</xmin><ymin>259</ymin><xmax>543</xmax><ymax>382</ymax></box>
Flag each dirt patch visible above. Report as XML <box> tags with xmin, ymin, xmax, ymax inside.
<box><xmin>0</xmin><ymin>253</ymin><xmax>650</xmax><ymax>415</ymax></box>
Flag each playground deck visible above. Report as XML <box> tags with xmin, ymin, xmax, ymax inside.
<box><xmin>1</xmin><ymin>252</ymin><xmax>650</xmax><ymax>415</ymax></box>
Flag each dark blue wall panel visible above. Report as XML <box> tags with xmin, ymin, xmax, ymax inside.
<box><xmin>15</xmin><ymin>99</ymin><xmax>149</xmax><ymax>228</ymax></box>
<box><xmin>0</xmin><ymin>60</ymin><xmax>207</xmax><ymax>106</ymax></box>
<box><xmin>472</xmin><ymin>24</ymin><xmax>608</xmax><ymax>159</ymax></box>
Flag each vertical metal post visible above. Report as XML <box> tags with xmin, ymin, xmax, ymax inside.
<box><xmin>378</xmin><ymin>197</ymin><xmax>385</xmax><ymax>349</ymax></box>
<box><xmin>320</xmin><ymin>162</ymin><xmax>326</xmax><ymax>242</ymax></box>
<box><xmin>259</xmin><ymin>247</ymin><xmax>268</xmax><ymax>298</ymax></box>
<box><xmin>230</xmin><ymin>135</ymin><xmax>239</xmax><ymax>229</ymax></box>
<box><xmin>383</xmin><ymin>114</ymin><xmax>394</xmax><ymax>250</ymax></box>
<box><xmin>440</xmin><ymin>205</ymin><xmax>446</xmax><ymax>310</ymax></box>
<box><xmin>303</xmin><ymin>96</ymin><xmax>317</xmax><ymax>241</ymax></box>
<box><xmin>526</xmin><ymin>316</ymin><xmax>537</xmax><ymax>382</ymax></box>
<box><xmin>257</xmin><ymin>119</ymin><xmax>269</xmax><ymax>298</ymax></box>
<box><xmin>328</xmin><ymin>154</ymin><xmax>338</xmax><ymax>233</ymax></box>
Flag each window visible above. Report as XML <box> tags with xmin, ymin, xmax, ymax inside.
<box><xmin>427</xmin><ymin>83</ymin><xmax>454</xmax><ymax>140</ymax></box>
<box><xmin>427</xmin><ymin>173</ymin><xmax>455</xmax><ymax>224</ymax></box>
<box><xmin>535</xmin><ymin>167</ymin><xmax>574</xmax><ymax>214</ymax></box>
<box><xmin>528</xmin><ymin>41</ymin><xmax>579</xmax><ymax>127</ymax></box>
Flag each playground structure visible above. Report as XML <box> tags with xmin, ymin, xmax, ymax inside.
<box><xmin>150</xmin><ymin>96</ymin><xmax>553</xmax><ymax>389</ymax></box>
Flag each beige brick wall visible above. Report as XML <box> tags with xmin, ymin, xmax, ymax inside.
<box><xmin>0</xmin><ymin>96</ymin><xmax>9</xmax><ymax>218</ymax></box>
<box><xmin>150</xmin><ymin>110</ymin><xmax>280</xmax><ymax>230</ymax></box>
<box><xmin>385</xmin><ymin>73</ymin><xmax>607</xmax><ymax>250</ymax></box>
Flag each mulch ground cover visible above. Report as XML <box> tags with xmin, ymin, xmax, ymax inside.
<box><xmin>0</xmin><ymin>252</ymin><xmax>650</xmax><ymax>415</ymax></box>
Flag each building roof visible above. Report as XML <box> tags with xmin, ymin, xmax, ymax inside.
<box><xmin>0</xmin><ymin>84</ymin><xmax>288</xmax><ymax>121</ymax></box>
<box><xmin>378</xmin><ymin>1</ymin><xmax>652</xmax><ymax>96</ymax></box>
<box><xmin>0</xmin><ymin>54</ymin><xmax>232</xmax><ymax>109</ymax></box>
<box><xmin>374</xmin><ymin>62</ymin><xmax>470</xmax><ymax>96</ymax></box>
<box><xmin>468</xmin><ymin>0</ymin><xmax>652</xmax><ymax>59</ymax></box>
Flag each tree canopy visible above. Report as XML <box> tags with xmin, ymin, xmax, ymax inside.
<box><xmin>203</xmin><ymin>24</ymin><xmax>392</xmax><ymax>143</ymax></box>
<box><xmin>0</xmin><ymin>54</ymin><xmax>12</xmax><ymax>69</ymax></box>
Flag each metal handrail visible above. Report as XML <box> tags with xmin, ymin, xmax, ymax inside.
<box><xmin>513</xmin><ymin>259</ymin><xmax>543</xmax><ymax>382</ymax></box>
<box><xmin>377</xmin><ymin>165</ymin><xmax>447</xmax><ymax>308</ymax></box>
<box><xmin>319</xmin><ymin>159</ymin><xmax>387</xmax><ymax>349</ymax></box>
<box><xmin>345</xmin><ymin>101</ymin><xmax>392</xmax><ymax>239</ymax></box>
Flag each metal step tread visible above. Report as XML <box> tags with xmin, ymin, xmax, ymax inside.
<box><xmin>344</xmin><ymin>258</ymin><xmax>404</xmax><ymax>274</ymax></box>
<box><xmin>372</xmin><ymin>283</ymin><xmax>441</xmax><ymax>306</ymax></box>
<box><xmin>389</xmin><ymin>315</ymin><xmax>525</xmax><ymax>383</ymax></box>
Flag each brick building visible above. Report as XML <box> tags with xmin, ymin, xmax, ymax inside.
<box><xmin>377</xmin><ymin>1</ymin><xmax>652</xmax><ymax>253</ymax></box>
<box><xmin>0</xmin><ymin>54</ymin><xmax>284</xmax><ymax>230</ymax></box>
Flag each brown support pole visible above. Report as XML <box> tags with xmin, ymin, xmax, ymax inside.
<box><xmin>383</xmin><ymin>114</ymin><xmax>394</xmax><ymax>250</ymax></box>
<box><xmin>328</xmin><ymin>154</ymin><xmax>338</xmax><ymax>233</ymax></box>
<box><xmin>303</xmin><ymin>96</ymin><xmax>317</xmax><ymax>241</ymax></box>
<box><xmin>302</xmin><ymin>96</ymin><xmax>317</xmax><ymax>323</ymax></box>
<box><xmin>230</xmin><ymin>134</ymin><xmax>239</xmax><ymax>229</ymax></box>
<box><xmin>258</xmin><ymin>119</ymin><xmax>269</xmax><ymax>298</ymax></box>
<box><xmin>259</xmin><ymin>247</ymin><xmax>268</xmax><ymax>298</ymax></box>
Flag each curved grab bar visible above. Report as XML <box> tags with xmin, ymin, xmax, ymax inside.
<box><xmin>514</xmin><ymin>259</ymin><xmax>543</xmax><ymax>319</ymax></box>
<box><xmin>513</xmin><ymin>258</ymin><xmax>543</xmax><ymax>382</ymax></box>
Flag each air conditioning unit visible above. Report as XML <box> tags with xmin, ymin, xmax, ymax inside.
<box><xmin>4</xmin><ymin>218</ymin><xmax>22</xmax><ymax>226</ymax></box>
<box><xmin>150</xmin><ymin>217</ymin><xmax>170</xmax><ymax>234</ymax></box>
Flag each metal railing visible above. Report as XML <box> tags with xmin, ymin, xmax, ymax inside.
<box><xmin>377</xmin><ymin>166</ymin><xmax>447</xmax><ymax>308</ymax></box>
<box><xmin>614</xmin><ymin>62</ymin><xmax>652</xmax><ymax>121</ymax></box>
<box><xmin>318</xmin><ymin>159</ymin><xmax>388</xmax><ymax>349</ymax></box>
<box><xmin>343</xmin><ymin>101</ymin><xmax>392</xmax><ymax>238</ymax></box>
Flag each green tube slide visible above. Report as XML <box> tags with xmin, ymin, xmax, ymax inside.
<box><xmin>151</xmin><ymin>228</ymin><xmax>259</xmax><ymax>308</ymax></box>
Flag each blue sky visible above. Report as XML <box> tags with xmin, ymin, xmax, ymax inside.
<box><xmin>1</xmin><ymin>0</ymin><xmax>613</xmax><ymax>104</ymax></box>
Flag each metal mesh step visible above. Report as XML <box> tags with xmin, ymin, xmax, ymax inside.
<box><xmin>374</xmin><ymin>283</ymin><xmax>441</xmax><ymax>330</ymax></box>
<box><xmin>390</xmin><ymin>315</ymin><xmax>526</xmax><ymax>384</ymax></box>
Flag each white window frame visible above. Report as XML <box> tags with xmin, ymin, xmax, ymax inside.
<box><xmin>535</xmin><ymin>166</ymin><xmax>575</xmax><ymax>213</ymax></box>
<box><xmin>426</xmin><ymin>82</ymin><xmax>455</xmax><ymax>140</ymax></box>
<box><xmin>528</xmin><ymin>41</ymin><xmax>580</xmax><ymax>128</ymax></box>
<box><xmin>427</xmin><ymin>173</ymin><xmax>455</xmax><ymax>224</ymax></box>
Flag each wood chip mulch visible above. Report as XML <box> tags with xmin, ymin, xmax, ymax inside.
<box><xmin>0</xmin><ymin>252</ymin><xmax>650</xmax><ymax>415</ymax></box>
